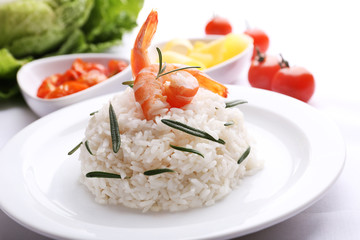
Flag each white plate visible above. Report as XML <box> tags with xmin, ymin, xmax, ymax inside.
<box><xmin>0</xmin><ymin>86</ymin><xmax>345</xmax><ymax>240</ymax></box>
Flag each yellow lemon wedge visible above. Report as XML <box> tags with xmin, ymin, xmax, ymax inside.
<box><xmin>187</xmin><ymin>52</ymin><xmax>213</xmax><ymax>68</ymax></box>
<box><xmin>163</xmin><ymin>38</ymin><xmax>194</xmax><ymax>55</ymax></box>
<box><xmin>161</xmin><ymin>50</ymin><xmax>206</xmax><ymax>69</ymax></box>
<box><xmin>192</xmin><ymin>41</ymin><xmax>206</xmax><ymax>50</ymax></box>
<box><xmin>161</xmin><ymin>33</ymin><xmax>251</xmax><ymax>70</ymax></box>
<box><xmin>191</xmin><ymin>38</ymin><xmax>226</xmax><ymax>67</ymax></box>
<box><xmin>223</xmin><ymin>33</ymin><xmax>252</xmax><ymax>61</ymax></box>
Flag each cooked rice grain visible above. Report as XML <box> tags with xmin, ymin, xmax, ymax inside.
<box><xmin>79</xmin><ymin>88</ymin><xmax>262</xmax><ymax>212</ymax></box>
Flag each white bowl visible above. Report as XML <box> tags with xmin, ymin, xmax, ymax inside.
<box><xmin>17</xmin><ymin>53</ymin><xmax>132</xmax><ymax>117</ymax></box>
<box><xmin>153</xmin><ymin>35</ymin><xmax>254</xmax><ymax>84</ymax></box>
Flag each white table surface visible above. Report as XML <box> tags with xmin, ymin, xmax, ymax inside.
<box><xmin>1</xmin><ymin>0</ymin><xmax>359</xmax><ymax>239</ymax></box>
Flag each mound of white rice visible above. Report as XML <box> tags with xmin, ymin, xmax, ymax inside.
<box><xmin>79</xmin><ymin>87</ymin><xmax>262</xmax><ymax>212</ymax></box>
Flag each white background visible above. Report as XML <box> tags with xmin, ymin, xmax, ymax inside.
<box><xmin>1</xmin><ymin>0</ymin><xmax>359</xmax><ymax>239</ymax></box>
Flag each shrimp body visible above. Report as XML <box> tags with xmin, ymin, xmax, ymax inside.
<box><xmin>131</xmin><ymin>10</ymin><xmax>228</xmax><ymax>120</ymax></box>
<box><xmin>133</xmin><ymin>64</ymin><xmax>200</xmax><ymax>119</ymax></box>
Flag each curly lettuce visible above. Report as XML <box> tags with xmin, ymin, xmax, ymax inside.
<box><xmin>0</xmin><ymin>0</ymin><xmax>143</xmax><ymax>99</ymax></box>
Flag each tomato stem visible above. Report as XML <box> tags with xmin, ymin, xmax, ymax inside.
<box><xmin>255</xmin><ymin>47</ymin><xmax>266</xmax><ymax>62</ymax></box>
<box><xmin>279</xmin><ymin>54</ymin><xmax>290</xmax><ymax>68</ymax></box>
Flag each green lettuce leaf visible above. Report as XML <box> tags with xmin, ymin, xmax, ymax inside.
<box><xmin>82</xmin><ymin>0</ymin><xmax>142</xmax><ymax>43</ymax></box>
<box><xmin>0</xmin><ymin>0</ymin><xmax>94</xmax><ymax>58</ymax></box>
<box><xmin>0</xmin><ymin>0</ymin><xmax>143</xmax><ymax>99</ymax></box>
<box><xmin>0</xmin><ymin>49</ymin><xmax>31</xmax><ymax>99</ymax></box>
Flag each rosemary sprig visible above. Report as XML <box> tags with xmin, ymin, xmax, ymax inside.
<box><xmin>224</xmin><ymin>120</ymin><xmax>234</xmax><ymax>126</ymax></box>
<box><xmin>161</xmin><ymin>119</ymin><xmax>225</xmax><ymax>144</ymax></box>
<box><xmin>85</xmin><ymin>140</ymin><xmax>93</xmax><ymax>155</ymax></box>
<box><xmin>155</xmin><ymin>47</ymin><xmax>200</xmax><ymax>79</ymax></box>
<box><xmin>237</xmin><ymin>146</ymin><xmax>251</xmax><ymax>164</ymax></box>
<box><xmin>68</xmin><ymin>142</ymin><xmax>83</xmax><ymax>155</ymax></box>
<box><xmin>160</xmin><ymin>62</ymin><xmax>167</xmax><ymax>75</ymax></box>
<box><xmin>144</xmin><ymin>168</ymin><xmax>175</xmax><ymax>176</ymax></box>
<box><xmin>225</xmin><ymin>100</ymin><xmax>248</xmax><ymax>108</ymax></box>
<box><xmin>86</xmin><ymin>171</ymin><xmax>122</xmax><ymax>178</ymax></box>
<box><xmin>109</xmin><ymin>103</ymin><xmax>121</xmax><ymax>153</ymax></box>
<box><xmin>170</xmin><ymin>144</ymin><xmax>204</xmax><ymax>158</ymax></box>
<box><xmin>90</xmin><ymin>111</ymin><xmax>98</xmax><ymax>116</ymax></box>
<box><xmin>122</xmin><ymin>80</ymin><xmax>134</xmax><ymax>88</ymax></box>
<box><xmin>86</xmin><ymin>169</ymin><xmax>176</xmax><ymax>178</ymax></box>
<box><xmin>156</xmin><ymin>47</ymin><xmax>165</xmax><ymax>77</ymax></box>
<box><xmin>157</xmin><ymin>66</ymin><xmax>201</xmax><ymax>78</ymax></box>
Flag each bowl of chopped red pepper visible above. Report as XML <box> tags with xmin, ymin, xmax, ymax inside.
<box><xmin>17</xmin><ymin>53</ymin><xmax>131</xmax><ymax>117</ymax></box>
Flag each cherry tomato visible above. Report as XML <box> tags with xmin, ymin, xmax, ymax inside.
<box><xmin>71</xmin><ymin>58</ymin><xmax>88</xmax><ymax>75</ymax></box>
<box><xmin>205</xmin><ymin>16</ymin><xmax>232</xmax><ymax>35</ymax></box>
<box><xmin>62</xmin><ymin>69</ymin><xmax>79</xmax><ymax>82</ymax></box>
<box><xmin>271</xmin><ymin>63</ymin><xmax>315</xmax><ymax>102</ymax></box>
<box><xmin>244</xmin><ymin>28</ymin><xmax>269</xmax><ymax>59</ymax></box>
<box><xmin>77</xmin><ymin>70</ymin><xmax>108</xmax><ymax>87</ymax></box>
<box><xmin>108</xmin><ymin>59</ymin><xmax>128</xmax><ymax>76</ymax></box>
<box><xmin>248</xmin><ymin>50</ymin><xmax>281</xmax><ymax>90</ymax></box>
<box><xmin>36</xmin><ymin>74</ymin><xmax>60</xmax><ymax>98</ymax></box>
<box><xmin>86</xmin><ymin>62</ymin><xmax>108</xmax><ymax>75</ymax></box>
<box><xmin>37</xmin><ymin>58</ymin><xmax>127</xmax><ymax>99</ymax></box>
<box><xmin>45</xmin><ymin>82</ymin><xmax>89</xmax><ymax>99</ymax></box>
<box><xmin>71</xmin><ymin>58</ymin><xmax>108</xmax><ymax>76</ymax></box>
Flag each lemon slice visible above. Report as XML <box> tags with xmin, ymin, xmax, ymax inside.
<box><xmin>194</xmin><ymin>38</ymin><xmax>226</xmax><ymax>67</ymax></box>
<box><xmin>192</xmin><ymin>41</ymin><xmax>206</xmax><ymax>50</ymax></box>
<box><xmin>162</xmin><ymin>50</ymin><xmax>206</xmax><ymax>69</ymax></box>
<box><xmin>188</xmin><ymin>52</ymin><xmax>213</xmax><ymax>68</ymax></box>
<box><xmin>223</xmin><ymin>33</ymin><xmax>252</xmax><ymax>60</ymax></box>
<box><xmin>163</xmin><ymin>38</ymin><xmax>194</xmax><ymax>55</ymax></box>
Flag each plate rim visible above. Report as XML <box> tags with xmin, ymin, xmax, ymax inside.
<box><xmin>0</xmin><ymin>86</ymin><xmax>346</xmax><ymax>240</ymax></box>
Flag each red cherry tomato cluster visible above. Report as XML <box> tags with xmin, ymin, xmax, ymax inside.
<box><xmin>244</xmin><ymin>26</ymin><xmax>314</xmax><ymax>102</ymax></box>
<box><xmin>204</xmin><ymin>16</ymin><xmax>315</xmax><ymax>102</ymax></box>
<box><xmin>37</xmin><ymin>58</ymin><xmax>128</xmax><ymax>99</ymax></box>
<box><xmin>248</xmin><ymin>50</ymin><xmax>315</xmax><ymax>102</ymax></box>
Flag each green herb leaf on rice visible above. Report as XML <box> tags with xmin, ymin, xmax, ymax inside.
<box><xmin>86</xmin><ymin>171</ymin><xmax>122</xmax><ymax>178</ymax></box>
<box><xmin>68</xmin><ymin>142</ymin><xmax>83</xmax><ymax>155</ymax></box>
<box><xmin>225</xmin><ymin>100</ymin><xmax>248</xmax><ymax>108</ymax></box>
<box><xmin>237</xmin><ymin>146</ymin><xmax>251</xmax><ymax>164</ymax></box>
<box><xmin>85</xmin><ymin>140</ymin><xmax>93</xmax><ymax>155</ymax></box>
<box><xmin>224</xmin><ymin>120</ymin><xmax>234</xmax><ymax>126</ymax></box>
<box><xmin>161</xmin><ymin>119</ymin><xmax>225</xmax><ymax>144</ymax></box>
<box><xmin>122</xmin><ymin>80</ymin><xmax>134</xmax><ymax>88</ymax></box>
<box><xmin>109</xmin><ymin>103</ymin><xmax>121</xmax><ymax>153</ymax></box>
<box><xmin>170</xmin><ymin>144</ymin><xmax>204</xmax><ymax>158</ymax></box>
<box><xmin>144</xmin><ymin>168</ymin><xmax>175</xmax><ymax>176</ymax></box>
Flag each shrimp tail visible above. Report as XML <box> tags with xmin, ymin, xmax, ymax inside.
<box><xmin>196</xmin><ymin>72</ymin><xmax>228</xmax><ymax>98</ymax></box>
<box><xmin>131</xmin><ymin>10</ymin><xmax>158</xmax><ymax>78</ymax></box>
<box><xmin>181</xmin><ymin>67</ymin><xmax>228</xmax><ymax>98</ymax></box>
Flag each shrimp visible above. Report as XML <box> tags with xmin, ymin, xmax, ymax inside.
<box><xmin>131</xmin><ymin>10</ymin><xmax>228</xmax><ymax>120</ymax></box>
